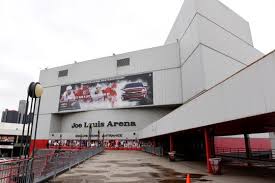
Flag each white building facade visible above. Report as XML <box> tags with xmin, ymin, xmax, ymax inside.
<box><xmin>34</xmin><ymin>0</ymin><xmax>275</xmax><ymax>150</ymax></box>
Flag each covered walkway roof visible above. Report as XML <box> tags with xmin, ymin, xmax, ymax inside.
<box><xmin>140</xmin><ymin>50</ymin><xmax>275</xmax><ymax>138</ymax></box>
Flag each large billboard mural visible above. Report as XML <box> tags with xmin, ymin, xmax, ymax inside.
<box><xmin>58</xmin><ymin>73</ymin><xmax>153</xmax><ymax>111</ymax></box>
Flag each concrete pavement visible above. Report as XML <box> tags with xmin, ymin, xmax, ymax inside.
<box><xmin>50</xmin><ymin>150</ymin><xmax>275</xmax><ymax>183</ymax></box>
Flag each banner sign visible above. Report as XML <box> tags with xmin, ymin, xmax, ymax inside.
<box><xmin>0</xmin><ymin>145</ymin><xmax>13</xmax><ymax>149</ymax></box>
<box><xmin>71</xmin><ymin>121</ymin><xmax>136</xmax><ymax>129</ymax></box>
<box><xmin>75</xmin><ymin>134</ymin><xmax>123</xmax><ymax>138</ymax></box>
<box><xmin>58</xmin><ymin>72</ymin><xmax>153</xmax><ymax>111</ymax></box>
<box><xmin>0</xmin><ymin>136</ymin><xmax>15</xmax><ymax>143</ymax></box>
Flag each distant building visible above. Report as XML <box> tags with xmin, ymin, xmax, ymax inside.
<box><xmin>18</xmin><ymin>100</ymin><xmax>27</xmax><ymax>124</ymax></box>
<box><xmin>0</xmin><ymin>122</ymin><xmax>28</xmax><ymax>157</ymax></box>
<box><xmin>1</xmin><ymin>100</ymin><xmax>28</xmax><ymax>124</ymax></box>
<box><xmin>1</xmin><ymin>109</ymin><xmax>19</xmax><ymax>123</ymax></box>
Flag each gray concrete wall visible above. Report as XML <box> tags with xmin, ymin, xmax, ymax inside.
<box><xmin>140</xmin><ymin>51</ymin><xmax>275</xmax><ymax>139</ymax></box>
<box><xmin>165</xmin><ymin>0</ymin><xmax>253</xmax><ymax>45</ymax></box>
<box><xmin>51</xmin><ymin>108</ymin><xmax>173</xmax><ymax>140</ymax></box>
<box><xmin>270</xmin><ymin>133</ymin><xmax>275</xmax><ymax>150</ymax></box>
<box><xmin>176</xmin><ymin>1</ymin><xmax>263</xmax><ymax>103</ymax></box>
<box><xmin>39</xmin><ymin>43</ymin><xmax>180</xmax><ymax>88</ymax></box>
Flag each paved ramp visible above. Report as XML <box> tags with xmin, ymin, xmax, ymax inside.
<box><xmin>50</xmin><ymin>150</ymin><xmax>275</xmax><ymax>183</ymax></box>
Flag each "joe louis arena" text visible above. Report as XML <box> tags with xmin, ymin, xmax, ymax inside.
<box><xmin>71</xmin><ymin>121</ymin><xmax>136</xmax><ymax>128</ymax></box>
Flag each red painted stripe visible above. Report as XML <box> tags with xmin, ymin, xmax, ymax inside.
<box><xmin>29</xmin><ymin>139</ymin><xmax>48</xmax><ymax>154</ymax></box>
<box><xmin>105</xmin><ymin>147</ymin><xmax>142</xmax><ymax>151</ymax></box>
<box><xmin>215</xmin><ymin>137</ymin><xmax>271</xmax><ymax>150</ymax></box>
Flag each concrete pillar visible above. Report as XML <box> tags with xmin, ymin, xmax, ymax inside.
<box><xmin>210</xmin><ymin>136</ymin><xmax>216</xmax><ymax>157</ymax></box>
<box><xmin>270</xmin><ymin>133</ymin><xmax>275</xmax><ymax>159</ymax></box>
<box><xmin>204</xmin><ymin>128</ymin><xmax>212</xmax><ymax>173</ymax></box>
<box><xmin>244</xmin><ymin>133</ymin><xmax>251</xmax><ymax>159</ymax></box>
<box><xmin>153</xmin><ymin>137</ymin><xmax>156</xmax><ymax>155</ymax></box>
<box><xmin>169</xmin><ymin>134</ymin><xmax>174</xmax><ymax>152</ymax></box>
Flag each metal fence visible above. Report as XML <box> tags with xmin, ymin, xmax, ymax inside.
<box><xmin>215</xmin><ymin>147</ymin><xmax>274</xmax><ymax>161</ymax></box>
<box><xmin>0</xmin><ymin>147</ymin><xmax>104</xmax><ymax>183</ymax></box>
<box><xmin>142</xmin><ymin>146</ymin><xmax>163</xmax><ymax>156</ymax></box>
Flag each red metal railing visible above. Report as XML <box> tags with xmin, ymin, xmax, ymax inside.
<box><xmin>0</xmin><ymin>147</ymin><xmax>104</xmax><ymax>183</ymax></box>
<box><xmin>215</xmin><ymin>147</ymin><xmax>274</xmax><ymax>161</ymax></box>
<box><xmin>105</xmin><ymin>147</ymin><xmax>142</xmax><ymax>150</ymax></box>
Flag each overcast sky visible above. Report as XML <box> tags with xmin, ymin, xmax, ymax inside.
<box><xmin>0</xmin><ymin>0</ymin><xmax>275</xmax><ymax>113</ymax></box>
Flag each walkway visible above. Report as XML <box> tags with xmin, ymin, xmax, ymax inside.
<box><xmin>51</xmin><ymin>150</ymin><xmax>275</xmax><ymax>183</ymax></box>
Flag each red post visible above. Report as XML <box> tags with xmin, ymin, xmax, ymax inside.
<box><xmin>204</xmin><ymin>128</ymin><xmax>212</xmax><ymax>173</ymax></box>
<box><xmin>153</xmin><ymin>138</ymin><xmax>156</xmax><ymax>155</ymax></box>
<box><xmin>244</xmin><ymin>133</ymin><xmax>251</xmax><ymax>159</ymax></box>
<box><xmin>169</xmin><ymin>134</ymin><xmax>174</xmax><ymax>152</ymax></box>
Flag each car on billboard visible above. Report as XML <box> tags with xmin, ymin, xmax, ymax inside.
<box><xmin>121</xmin><ymin>82</ymin><xmax>148</xmax><ymax>101</ymax></box>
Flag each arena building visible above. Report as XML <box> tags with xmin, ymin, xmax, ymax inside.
<box><xmin>32</xmin><ymin>0</ymin><xmax>275</xmax><ymax>171</ymax></box>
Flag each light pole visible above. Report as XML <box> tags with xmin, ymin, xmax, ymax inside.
<box><xmin>88</xmin><ymin>124</ymin><xmax>92</xmax><ymax>147</ymax></box>
<box><xmin>102</xmin><ymin>133</ymin><xmax>105</xmax><ymax>147</ymax></box>
<box><xmin>59</xmin><ymin>134</ymin><xmax>62</xmax><ymax>150</ymax></box>
<box><xmin>18</xmin><ymin>82</ymin><xmax>43</xmax><ymax>183</ymax></box>
<box><xmin>30</xmin><ymin>82</ymin><xmax>43</xmax><ymax>158</ymax></box>
<box><xmin>97</xmin><ymin>130</ymin><xmax>100</xmax><ymax>147</ymax></box>
<box><xmin>19</xmin><ymin>82</ymin><xmax>43</xmax><ymax>158</ymax></box>
<box><xmin>79</xmin><ymin>134</ymin><xmax>82</xmax><ymax>149</ymax></box>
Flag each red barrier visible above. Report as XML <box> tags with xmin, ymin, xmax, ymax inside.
<box><xmin>0</xmin><ymin>147</ymin><xmax>104</xmax><ymax>183</ymax></box>
<box><xmin>105</xmin><ymin>147</ymin><xmax>143</xmax><ymax>151</ymax></box>
<box><xmin>29</xmin><ymin>139</ymin><xmax>48</xmax><ymax>155</ymax></box>
<box><xmin>215</xmin><ymin>137</ymin><xmax>271</xmax><ymax>151</ymax></box>
<box><xmin>48</xmin><ymin>145</ymin><xmax>143</xmax><ymax>151</ymax></box>
<box><xmin>48</xmin><ymin>146</ymin><xmax>97</xmax><ymax>151</ymax></box>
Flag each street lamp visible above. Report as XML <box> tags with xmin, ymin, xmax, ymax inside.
<box><xmin>19</xmin><ymin>82</ymin><xmax>43</xmax><ymax>158</ymax></box>
<box><xmin>30</xmin><ymin>82</ymin><xmax>43</xmax><ymax>158</ymax></box>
